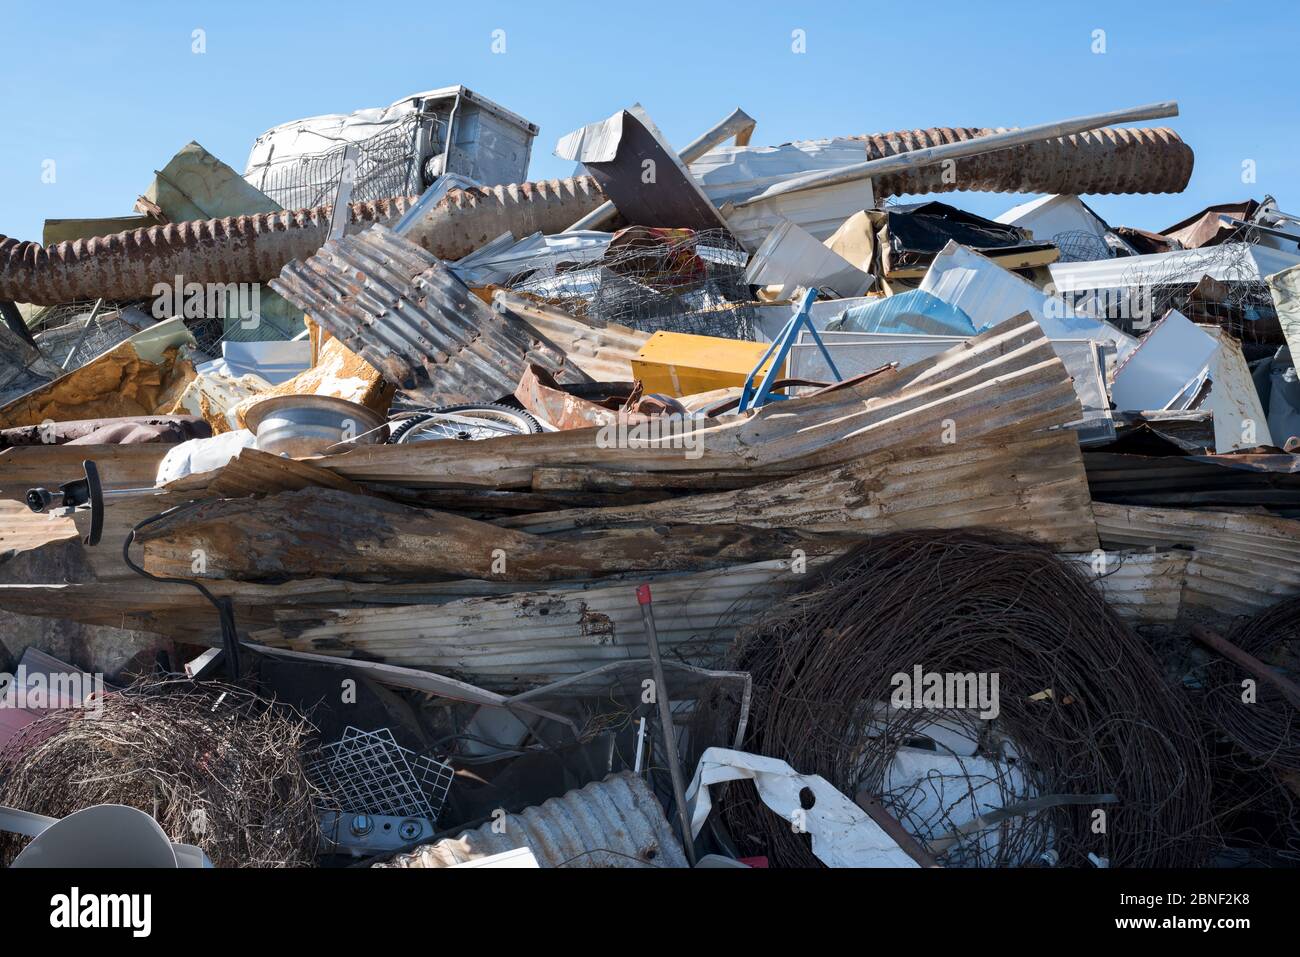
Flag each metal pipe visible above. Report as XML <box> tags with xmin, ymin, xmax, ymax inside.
<box><xmin>61</xmin><ymin>297</ymin><xmax>103</xmax><ymax>370</ymax></box>
<box><xmin>1190</xmin><ymin>624</ymin><xmax>1300</xmax><ymax>711</ymax></box>
<box><xmin>636</xmin><ymin>583</ymin><xmax>697</xmax><ymax>866</ymax></box>
<box><xmin>567</xmin><ymin>107</ymin><xmax>757</xmax><ymax>231</ymax></box>
<box><xmin>735</xmin><ymin>100</ymin><xmax>1180</xmax><ymax>207</ymax></box>
<box><xmin>0</xmin><ymin>177</ymin><xmax>605</xmax><ymax>306</ymax></box>
<box><xmin>0</xmin><ymin>112</ymin><xmax>1189</xmax><ymax>306</ymax></box>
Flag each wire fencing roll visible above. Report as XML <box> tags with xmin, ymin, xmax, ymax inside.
<box><xmin>0</xmin><ymin>677</ymin><xmax>320</xmax><ymax>867</ymax></box>
<box><xmin>1202</xmin><ymin>596</ymin><xmax>1300</xmax><ymax>773</ymax></box>
<box><xmin>715</xmin><ymin>530</ymin><xmax>1214</xmax><ymax>868</ymax></box>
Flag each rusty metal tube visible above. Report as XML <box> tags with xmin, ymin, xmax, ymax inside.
<box><xmin>861</xmin><ymin>126</ymin><xmax>1193</xmax><ymax>199</ymax></box>
<box><xmin>0</xmin><ymin>125</ymin><xmax>1188</xmax><ymax>306</ymax></box>
<box><xmin>0</xmin><ymin>197</ymin><xmax>413</xmax><ymax>307</ymax></box>
<box><xmin>401</xmin><ymin>176</ymin><xmax>607</xmax><ymax>260</ymax></box>
<box><xmin>738</xmin><ymin>101</ymin><xmax>1181</xmax><ymax>205</ymax></box>
<box><xmin>0</xmin><ymin>178</ymin><xmax>606</xmax><ymax>306</ymax></box>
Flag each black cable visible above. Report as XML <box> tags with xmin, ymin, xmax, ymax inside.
<box><xmin>121</xmin><ymin>501</ymin><xmax>241</xmax><ymax>680</ymax></box>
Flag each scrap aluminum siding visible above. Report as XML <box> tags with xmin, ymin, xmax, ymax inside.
<box><xmin>995</xmin><ymin>194</ymin><xmax>1121</xmax><ymax>256</ymax></box>
<box><xmin>375</xmin><ymin>772</ymin><xmax>687</xmax><ymax>868</ymax></box>
<box><xmin>1048</xmin><ymin>243</ymin><xmax>1300</xmax><ymax>295</ymax></box>
<box><xmin>744</xmin><ymin>219</ymin><xmax>873</xmax><ymax>299</ymax></box>
<box><xmin>920</xmin><ymin>241</ymin><xmax>1138</xmax><ymax>359</ymax></box>
<box><xmin>1110</xmin><ymin>311</ymin><xmax>1217</xmax><ymax>412</ymax></box>
<box><xmin>1094</xmin><ymin>502</ymin><xmax>1300</xmax><ymax>618</ymax></box>
<box><xmin>788</xmin><ymin>332</ymin><xmax>1114</xmax><ymax>442</ymax></box>
<box><xmin>271</xmin><ymin>224</ymin><xmax>582</xmax><ymax>405</ymax></box>
<box><xmin>255</xmin><ymin>559</ymin><xmax>800</xmax><ymax>691</ymax></box>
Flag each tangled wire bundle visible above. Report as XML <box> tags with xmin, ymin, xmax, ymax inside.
<box><xmin>0</xmin><ymin>678</ymin><xmax>319</xmax><ymax>867</ymax></box>
<box><xmin>1202</xmin><ymin>597</ymin><xmax>1300</xmax><ymax>773</ymax></box>
<box><xmin>718</xmin><ymin>530</ymin><xmax>1213</xmax><ymax>868</ymax></box>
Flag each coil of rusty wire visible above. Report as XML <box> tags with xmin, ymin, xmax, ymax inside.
<box><xmin>0</xmin><ymin>677</ymin><xmax>320</xmax><ymax>867</ymax></box>
<box><xmin>715</xmin><ymin>530</ymin><xmax>1214</xmax><ymax>868</ymax></box>
<box><xmin>1201</xmin><ymin>597</ymin><xmax>1300</xmax><ymax>773</ymax></box>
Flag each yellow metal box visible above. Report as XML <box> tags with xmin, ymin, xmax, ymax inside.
<box><xmin>631</xmin><ymin>331</ymin><xmax>784</xmax><ymax>397</ymax></box>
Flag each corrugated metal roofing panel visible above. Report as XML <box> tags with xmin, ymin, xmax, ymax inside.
<box><xmin>322</xmin><ymin>313</ymin><xmax>1083</xmax><ymax>489</ymax></box>
<box><xmin>271</xmin><ymin>225</ymin><xmax>585</xmax><ymax>405</ymax></box>
<box><xmin>1064</xmin><ymin>549</ymin><xmax>1190</xmax><ymax>623</ymax></box>
<box><xmin>1094</xmin><ymin>502</ymin><xmax>1300</xmax><ymax>617</ymax></box>
<box><xmin>376</xmin><ymin>772</ymin><xmax>686</xmax><ymax>868</ymax></box>
<box><xmin>253</xmin><ymin>559</ymin><xmax>797</xmax><ymax>690</ymax></box>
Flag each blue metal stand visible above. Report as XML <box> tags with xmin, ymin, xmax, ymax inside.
<box><xmin>737</xmin><ymin>287</ymin><xmax>843</xmax><ymax>412</ymax></box>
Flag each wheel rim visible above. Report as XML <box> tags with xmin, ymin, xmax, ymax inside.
<box><xmin>397</xmin><ymin>408</ymin><xmax>534</xmax><ymax>442</ymax></box>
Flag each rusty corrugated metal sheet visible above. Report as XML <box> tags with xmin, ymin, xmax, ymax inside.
<box><xmin>252</xmin><ymin>558</ymin><xmax>798</xmax><ymax>689</ymax></box>
<box><xmin>0</xmin><ymin>197</ymin><xmax>415</xmax><ymax>306</ymax></box>
<box><xmin>495</xmin><ymin>291</ymin><xmax>649</xmax><ymax>381</ymax></box>
<box><xmin>500</xmin><ymin>430</ymin><xmax>1100</xmax><ymax>553</ymax></box>
<box><xmin>272</xmin><ymin>225</ymin><xmax>587</xmax><ymax>405</ymax></box>
<box><xmin>1086</xmin><ymin>452</ymin><xmax>1300</xmax><ymax>513</ymax></box>
<box><xmin>320</xmin><ymin>313</ymin><xmax>1083</xmax><ymax>489</ymax></box>
<box><xmin>375</xmin><ymin>772</ymin><xmax>688</xmax><ymax>868</ymax></box>
<box><xmin>1095</xmin><ymin>503</ymin><xmax>1300</xmax><ymax>618</ymax></box>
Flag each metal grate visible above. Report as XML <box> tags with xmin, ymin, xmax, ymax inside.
<box><xmin>1119</xmin><ymin>233</ymin><xmax>1277</xmax><ymax>340</ymax></box>
<box><xmin>505</xmin><ymin>227</ymin><xmax>758</xmax><ymax>340</ymax></box>
<box><xmin>305</xmin><ymin>727</ymin><xmax>454</xmax><ymax>822</ymax></box>
<box><xmin>250</xmin><ymin>115</ymin><xmax>431</xmax><ymax>212</ymax></box>
<box><xmin>30</xmin><ymin>300</ymin><xmax>151</xmax><ymax>369</ymax></box>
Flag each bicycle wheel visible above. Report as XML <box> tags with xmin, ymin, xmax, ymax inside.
<box><xmin>387</xmin><ymin>403</ymin><xmax>543</xmax><ymax>443</ymax></box>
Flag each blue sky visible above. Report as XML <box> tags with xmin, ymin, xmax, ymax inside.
<box><xmin>2</xmin><ymin>1</ymin><xmax>1296</xmax><ymax>243</ymax></box>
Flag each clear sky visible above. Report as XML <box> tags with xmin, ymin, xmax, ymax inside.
<box><xmin>2</xmin><ymin>0</ymin><xmax>1296</xmax><ymax>244</ymax></box>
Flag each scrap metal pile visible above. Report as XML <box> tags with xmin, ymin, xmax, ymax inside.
<box><xmin>1</xmin><ymin>85</ymin><xmax>1298</xmax><ymax>869</ymax></box>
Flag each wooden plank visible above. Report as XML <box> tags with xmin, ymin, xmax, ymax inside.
<box><xmin>0</xmin><ymin>499</ymin><xmax>77</xmax><ymax>553</ymax></box>
<box><xmin>501</xmin><ymin>431</ymin><xmax>1099</xmax><ymax>553</ymax></box>
<box><xmin>134</xmin><ymin>486</ymin><xmax>853</xmax><ymax>583</ymax></box>
<box><xmin>0</xmin><ymin>443</ymin><xmax>170</xmax><ymax>500</ymax></box>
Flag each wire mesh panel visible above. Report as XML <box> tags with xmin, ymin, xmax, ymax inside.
<box><xmin>1052</xmin><ymin>229</ymin><xmax>1112</xmax><ymax>264</ymax></box>
<box><xmin>505</xmin><ymin>227</ymin><xmax>758</xmax><ymax>340</ymax></box>
<box><xmin>250</xmin><ymin>115</ymin><xmax>432</xmax><ymax>211</ymax></box>
<box><xmin>31</xmin><ymin>302</ymin><xmax>146</xmax><ymax>368</ymax></box>
<box><xmin>1119</xmin><ymin>235</ymin><xmax>1278</xmax><ymax>340</ymax></box>
<box><xmin>305</xmin><ymin>727</ymin><xmax>453</xmax><ymax>822</ymax></box>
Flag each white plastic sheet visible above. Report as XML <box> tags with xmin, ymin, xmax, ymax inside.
<box><xmin>684</xmin><ymin>747</ymin><xmax>918</xmax><ymax>868</ymax></box>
